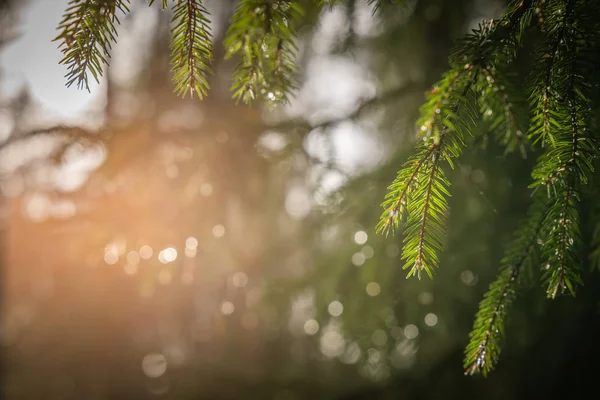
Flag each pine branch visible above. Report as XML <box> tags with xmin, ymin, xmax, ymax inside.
<box><xmin>529</xmin><ymin>0</ymin><xmax>595</xmax><ymax>298</ymax></box>
<box><xmin>378</xmin><ymin>3</ymin><xmax>535</xmax><ymax>279</ymax></box>
<box><xmin>377</xmin><ymin>68</ymin><xmax>477</xmax><ymax>279</ymax></box>
<box><xmin>224</xmin><ymin>0</ymin><xmax>304</xmax><ymax>106</ymax></box>
<box><xmin>54</xmin><ymin>0</ymin><xmax>130</xmax><ymax>91</ymax></box>
<box><xmin>478</xmin><ymin>65</ymin><xmax>527</xmax><ymax>157</ymax></box>
<box><xmin>467</xmin><ymin>3</ymin><xmax>533</xmax><ymax>156</ymax></box>
<box><xmin>170</xmin><ymin>0</ymin><xmax>213</xmax><ymax>99</ymax></box>
<box><xmin>401</xmin><ymin>144</ymin><xmax>449</xmax><ymax>279</ymax></box>
<box><xmin>464</xmin><ymin>196</ymin><xmax>547</xmax><ymax>376</ymax></box>
<box><xmin>528</xmin><ymin>0</ymin><xmax>571</xmax><ymax>147</ymax></box>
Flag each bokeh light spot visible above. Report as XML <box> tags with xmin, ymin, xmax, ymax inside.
<box><xmin>361</xmin><ymin>245</ymin><xmax>374</xmax><ymax>258</ymax></box>
<box><xmin>424</xmin><ymin>313</ymin><xmax>438</xmax><ymax>327</ymax></box>
<box><xmin>185</xmin><ymin>236</ymin><xmax>198</xmax><ymax>249</ymax></box>
<box><xmin>328</xmin><ymin>300</ymin><xmax>343</xmax><ymax>317</ymax></box>
<box><xmin>126</xmin><ymin>251</ymin><xmax>140</xmax><ymax>266</ymax></box>
<box><xmin>353</xmin><ymin>230</ymin><xmax>368</xmax><ymax>245</ymax></box>
<box><xmin>221</xmin><ymin>301</ymin><xmax>235</xmax><ymax>315</ymax></box>
<box><xmin>158</xmin><ymin>247</ymin><xmax>177</xmax><ymax>264</ymax></box>
<box><xmin>404</xmin><ymin>324</ymin><xmax>419</xmax><ymax>339</ymax></box>
<box><xmin>351</xmin><ymin>252</ymin><xmax>366</xmax><ymax>266</ymax></box>
<box><xmin>366</xmin><ymin>282</ymin><xmax>380</xmax><ymax>297</ymax></box>
<box><xmin>212</xmin><ymin>224</ymin><xmax>225</xmax><ymax>238</ymax></box>
<box><xmin>139</xmin><ymin>245</ymin><xmax>153</xmax><ymax>260</ymax></box>
<box><xmin>141</xmin><ymin>353</ymin><xmax>167</xmax><ymax>378</ymax></box>
<box><xmin>461</xmin><ymin>270</ymin><xmax>477</xmax><ymax>286</ymax></box>
<box><xmin>232</xmin><ymin>272</ymin><xmax>248</xmax><ymax>288</ymax></box>
<box><xmin>303</xmin><ymin>319</ymin><xmax>319</xmax><ymax>335</ymax></box>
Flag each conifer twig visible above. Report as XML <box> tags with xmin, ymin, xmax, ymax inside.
<box><xmin>169</xmin><ymin>0</ymin><xmax>213</xmax><ymax>98</ymax></box>
<box><xmin>54</xmin><ymin>0</ymin><xmax>131</xmax><ymax>91</ymax></box>
<box><xmin>464</xmin><ymin>197</ymin><xmax>547</xmax><ymax>375</ymax></box>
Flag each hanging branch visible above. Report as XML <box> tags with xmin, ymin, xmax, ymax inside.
<box><xmin>464</xmin><ymin>196</ymin><xmax>547</xmax><ymax>376</ymax></box>
<box><xmin>54</xmin><ymin>0</ymin><xmax>131</xmax><ymax>91</ymax></box>
<box><xmin>377</xmin><ymin>67</ymin><xmax>476</xmax><ymax>279</ymax></box>
<box><xmin>378</xmin><ymin>4</ymin><xmax>533</xmax><ymax>279</ymax></box>
<box><xmin>224</xmin><ymin>0</ymin><xmax>304</xmax><ymax>106</ymax></box>
<box><xmin>528</xmin><ymin>1</ymin><xmax>564</xmax><ymax>147</ymax></box>
<box><xmin>530</xmin><ymin>0</ymin><xmax>594</xmax><ymax>298</ymax></box>
<box><xmin>169</xmin><ymin>0</ymin><xmax>213</xmax><ymax>98</ymax></box>
<box><xmin>477</xmin><ymin>65</ymin><xmax>527</xmax><ymax>157</ymax></box>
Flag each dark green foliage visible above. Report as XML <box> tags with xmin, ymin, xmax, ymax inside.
<box><xmin>377</xmin><ymin>0</ymin><xmax>600</xmax><ymax>375</ymax></box>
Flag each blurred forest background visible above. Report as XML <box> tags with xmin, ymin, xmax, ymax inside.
<box><xmin>1</xmin><ymin>0</ymin><xmax>599</xmax><ymax>399</ymax></box>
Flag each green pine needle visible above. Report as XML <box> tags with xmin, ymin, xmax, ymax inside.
<box><xmin>169</xmin><ymin>0</ymin><xmax>213</xmax><ymax>99</ymax></box>
<box><xmin>527</xmin><ymin>0</ymin><xmax>572</xmax><ymax>147</ymax></box>
<box><xmin>529</xmin><ymin>0</ymin><xmax>595</xmax><ymax>298</ymax></box>
<box><xmin>54</xmin><ymin>0</ymin><xmax>131</xmax><ymax>91</ymax></box>
<box><xmin>477</xmin><ymin>65</ymin><xmax>527</xmax><ymax>157</ymax></box>
<box><xmin>464</xmin><ymin>196</ymin><xmax>547</xmax><ymax>376</ymax></box>
<box><xmin>376</xmin><ymin>69</ymin><xmax>473</xmax><ymax>279</ymax></box>
<box><xmin>224</xmin><ymin>0</ymin><xmax>304</xmax><ymax>106</ymax></box>
<box><xmin>378</xmin><ymin>4</ymin><xmax>534</xmax><ymax>279</ymax></box>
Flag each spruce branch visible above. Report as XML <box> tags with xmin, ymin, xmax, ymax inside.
<box><xmin>377</xmin><ymin>145</ymin><xmax>435</xmax><ymax>236</ymax></box>
<box><xmin>529</xmin><ymin>0</ymin><xmax>594</xmax><ymax>298</ymax></box>
<box><xmin>464</xmin><ymin>196</ymin><xmax>547</xmax><ymax>376</ymax></box>
<box><xmin>538</xmin><ymin>166</ymin><xmax>583</xmax><ymax>298</ymax></box>
<box><xmin>378</xmin><ymin>2</ymin><xmax>535</xmax><ymax>279</ymax></box>
<box><xmin>170</xmin><ymin>0</ymin><xmax>213</xmax><ymax>99</ymax></box>
<box><xmin>401</xmin><ymin>144</ymin><xmax>448</xmax><ymax>279</ymax></box>
<box><xmin>478</xmin><ymin>65</ymin><xmax>527</xmax><ymax>157</ymax></box>
<box><xmin>54</xmin><ymin>0</ymin><xmax>131</xmax><ymax>91</ymax></box>
<box><xmin>528</xmin><ymin>0</ymin><xmax>572</xmax><ymax>147</ymax></box>
<box><xmin>224</xmin><ymin>0</ymin><xmax>304</xmax><ymax>106</ymax></box>
<box><xmin>376</xmin><ymin>70</ymin><xmax>475</xmax><ymax>279</ymax></box>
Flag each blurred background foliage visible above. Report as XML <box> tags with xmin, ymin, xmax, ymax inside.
<box><xmin>0</xmin><ymin>0</ymin><xmax>599</xmax><ymax>399</ymax></box>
